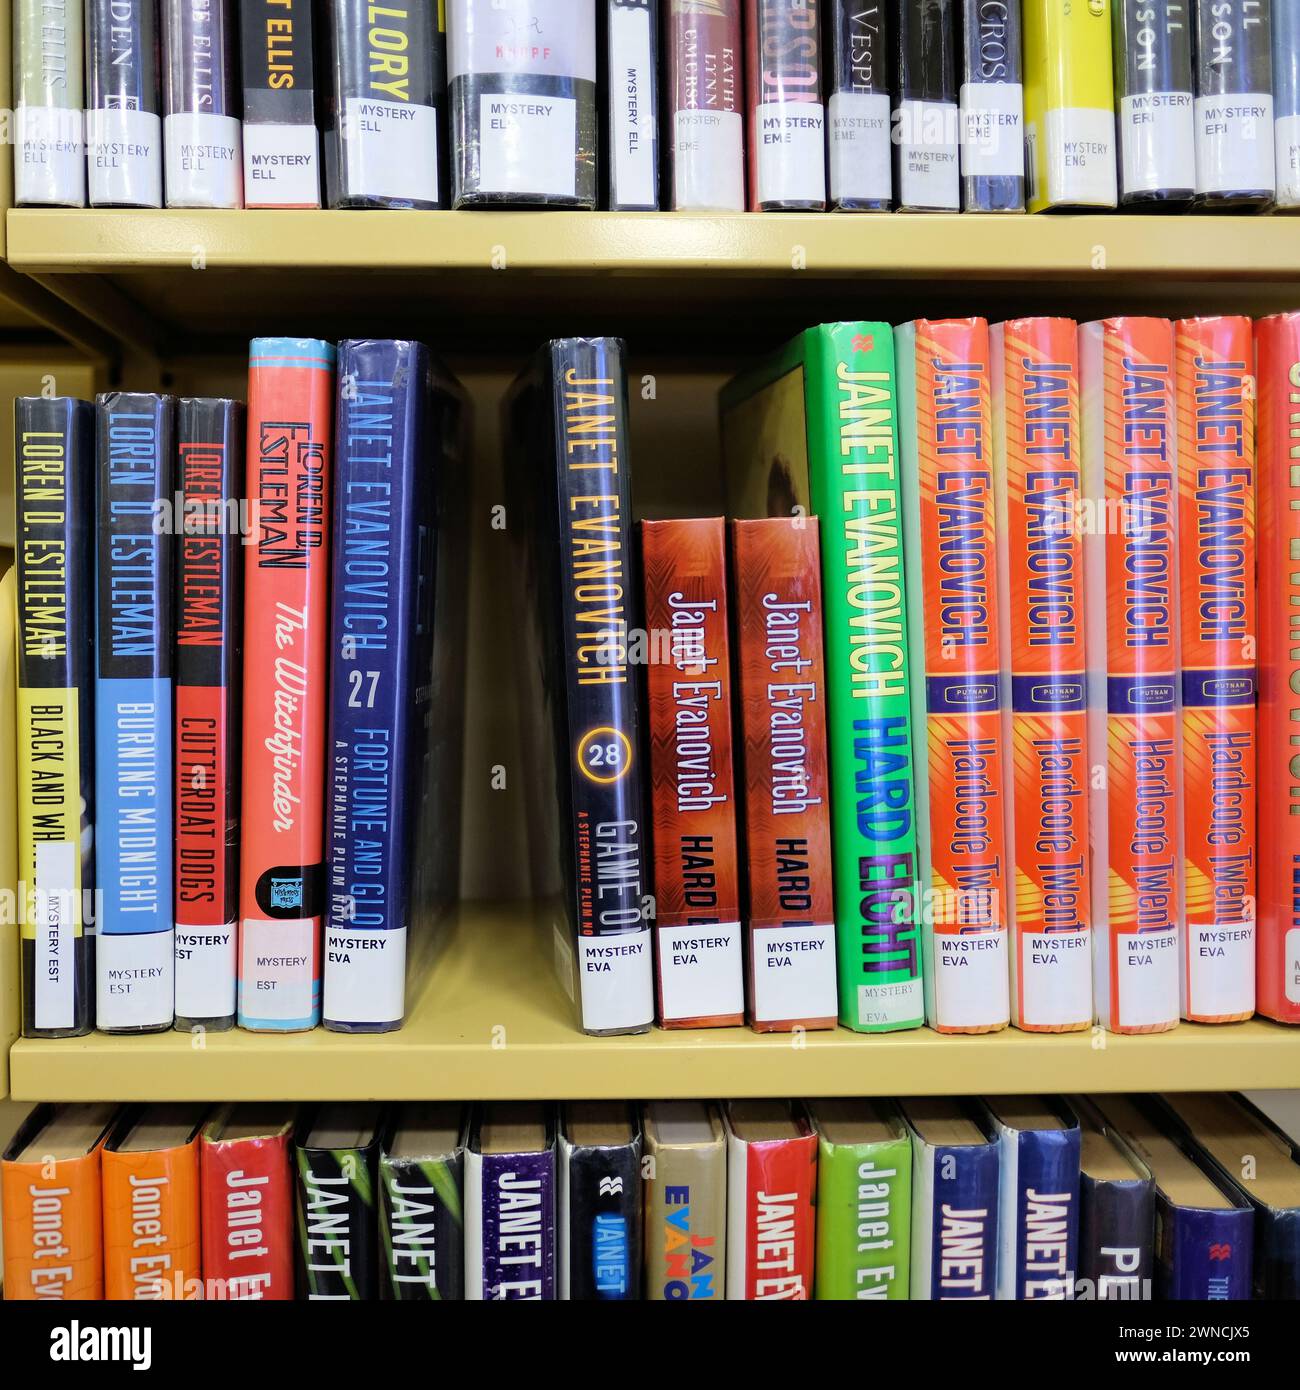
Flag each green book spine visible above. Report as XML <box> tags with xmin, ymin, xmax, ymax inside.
<box><xmin>813</xmin><ymin>1132</ymin><xmax>912</xmax><ymax>1299</ymax></box>
<box><xmin>15</xmin><ymin>0</ymin><xmax>84</xmax><ymax>109</ymax></box>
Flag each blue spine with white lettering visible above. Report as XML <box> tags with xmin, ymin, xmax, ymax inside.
<box><xmin>95</xmin><ymin>392</ymin><xmax>175</xmax><ymax>1032</ymax></box>
<box><xmin>323</xmin><ymin>340</ymin><xmax>437</xmax><ymax>1032</ymax></box>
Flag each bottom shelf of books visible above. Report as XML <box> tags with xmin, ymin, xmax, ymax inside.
<box><xmin>9</xmin><ymin>901</ymin><xmax>1299</xmax><ymax>1103</ymax></box>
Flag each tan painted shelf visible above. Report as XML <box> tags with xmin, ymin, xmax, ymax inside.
<box><xmin>8</xmin><ymin>901</ymin><xmax>1300</xmax><ymax>1103</ymax></box>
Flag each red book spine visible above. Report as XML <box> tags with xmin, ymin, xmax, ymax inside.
<box><xmin>725</xmin><ymin>1110</ymin><xmax>818</xmax><ymax>1300</ymax></box>
<box><xmin>200</xmin><ymin>1129</ymin><xmax>294</xmax><ymax>1299</ymax></box>
<box><xmin>731</xmin><ymin>517</ymin><xmax>837</xmax><ymax>1032</ymax></box>
<box><xmin>642</xmin><ymin>518</ymin><xmax>744</xmax><ymax>1027</ymax></box>
<box><xmin>238</xmin><ymin>338</ymin><xmax>334</xmax><ymax>1031</ymax></box>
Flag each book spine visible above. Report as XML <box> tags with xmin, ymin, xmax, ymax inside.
<box><xmin>826</xmin><ymin>0</ymin><xmax>892</xmax><ymax>209</ymax></box>
<box><xmin>1022</xmin><ymin>0</ymin><xmax>1117</xmax><ymax>210</ymax></box>
<box><xmin>381</xmin><ymin>1151</ymin><xmax>466</xmax><ymax>1299</ymax></box>
<box><xmin>1</xmin><ymin>1131</ymin><xmax>104</xmax><ymax>1299</ymax></box>
<box><xmin>323</xmin><ymin>0</ymin><xmax>442</xmax><ymax>208</ymax></box>
<box><xmin>295</xmin><ymin>1141</ymin><xmax>380</xmax><ymax>1300</ymax></box>
<box><xmin>893</xmin><ymin>0</ymin><xmax>960</xmax><ymax>210</ymax></box>
<box><xmin>745</xmin><ymin>0</ymin><xmax>826</xmax><ymax>210</ymax></box>
<box><xmin>551</xmin><ymin>339</ymin><xmax>654</xmax><ymax>1034</ymax></box>
<box><xmin>910</xmin><ymin>1133</ymin><xmax>999</xmax><ymax>1298</ymax></box>
<box><xmin>993</xmin><ymin>1122</ymin><xmax>1081</xmax><ymax>1299</ymax></box>
<box><xmin>560</xmin><ymin>1137</ymin><xmax>643</xmax><ymax>1299</ymax></box>
<box><xmin>15</xmin><ymin>398</ymin><xmax>96</xmax><ymax>1038</ymax></box>
<box><xmin>240</xmin><ymin>0</ymin><xmax>321</xmax><ymax>207</ymax></box>
<box><xmin>959</xmin><ymin>0</ymin><xmax>1025</xmax><ymax>211</ymax></box>
<box><xmin>95</xmin><ymin>393</ymin><xmax>175</xmax><ymax>1034</ymax></box>
<box><xmin>606</xmin><ymin>0</ymin><xmax>659</xmax><ymax>208</ymax></box>
<box><xmin>1078</xmin><ymin>1174</ymin><xmax>1154</xmax><ymax>1300</ymax></box>
<box><xmin>725</xmin><ymin>1130</ymin><xmax>817</xmax><ymax>1299</ymax></box>
<box><xmin>1255</xmin><ymin>311</ymin><xmax>1300</xmax><ymax>1024</ymax></box>
<box><xmin>1112</xmin><ymin>0</ymin><xmax>1195</xmax><ymax>204</ymax></box>
<box><xmin>467</xmin><ymin>1148</ymin><xmax>557</xmax><ymax>1299</ymax></box>
<box><xmin>161</xmin><ymin>0</ymin><xmax>242</xmax><ymax>206</ymax></box>
<box><xmin>1175</xmin><ymin>316</ymin><xmax>1257</xmax><ymax>1022</ymax></box>
<box><xmin>86</xmin><ymin>0</ymin><xmax>162</xmax><ymax>207</ymax></box>
<box><xmin>239</xmin><ymin>337</ymin><xmax>335</xmax><ymax>1032</ymax></box>
<box><xmin>1275</xmin><ymin>0</ymin><xmax>1300</xmax><ymax>207</ymax></box>
<box><xmin>323</xmin><ymin>340</ymin><xmax>433</xmax><ymax>1033</ymax></box>
<box><xmin>448</xmin><ymin>0</ymin><xmax>598</xmax><ymax>208</ymax></box>
<box><xmin>103</xmin><ymin>1138</ymin><xmax>202</xmax><ymax>1300</ymax></box>
<box><xmin>731</xmin><ymin>518</ymin><xmax>837</xmax><ymax>1031</ymax></box>
<box><xmin>1080</xmin><ymin>319</ymin><xmax>1182</xmax><ymax>1035</ymax></box>
<box><xmin>642</xmin><ymin>1131</ymin><xmax>725</xmax><ymax>1298</ymax></box>
<box><xmin>993</xmin><ymin>318</ymin><xmax>1093</xmax><ymax>1031</ymax></box>
<box><xmin>174</xmin><ymin>399</ymin><xmax>243</xmax><ymax>1032</ymax></box>
<box><xmin>897</xmin><ymin>319</ymin><xmax>1010</xmax><ymax>1034</ymax></box>
<box><xmin>813</xmin><ymin>1134</ymin><xmax>911</xmax><ymax>1299</ymax></box>
<box><xmin>807</xmin><ymin>323</ymin><xmax>922</xmax><ymax>1032</ymax></box>
<box><xmin>667</xmin><ymin>0</ymin><xmax>745</xmax><ymax>210</ymax></box>
<box><xmin>14</xmin><ymin>0</ymin><xmax>86</xmax><ymax>205</ymax></box>
<box><xmin>1158</xmin><ymin>1199</ymin><xmax>1253</xmax><ymax>1299</ymax></box>
<box><xmin>642</xmin><ymin>518</ymin><xmax>743</xmax><ymax>1028</ymax></box>
<box><xmin>200</xmin><ymin>1131</ymin><xmax>294</xmax><ymax>1298</ymax></box>
<box><xmin>1192</xmin><ymin>0</ymin><xmax>1273</xmax><ymax>205</ymax></box>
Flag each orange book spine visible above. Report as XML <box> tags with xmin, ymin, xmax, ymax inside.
<box><xmin>102</xmin><ymin>1133</ymin><xmax>202</xmax><ymax>1300</ymax></box>
<box><xmin>1175</xmin><ymin>316</ymin><xmax>1257</xmax><ymax>1023</ymax></box>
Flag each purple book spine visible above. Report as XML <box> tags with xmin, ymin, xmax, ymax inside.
<box><xmin>479</xmin><ymin>1151</ymin><xmax>556</xmax><ymax>1299</ymax></box>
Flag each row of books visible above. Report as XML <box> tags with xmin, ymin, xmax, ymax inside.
<box><xmin>15</xmin><ymin>0</ymin><xmax>1300</xmax><ymax>214</ymax></box>
<box><xmin>3</xmin><ymin>1090</ymin><xmax>1297</xmax><ymax>1300</ymax></box>
<box><xmin>517</xmin><ymin>315</ymin><xmax>1300</xmax><ymax>1039</ymax></box>
<box><xmin>13</xmin><ymin>339</ymin><xmax>467</xmax><ymax>1038</ymax></box>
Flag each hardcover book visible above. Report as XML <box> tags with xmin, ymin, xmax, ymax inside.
<box><xmin>1112</xmin><ymin>0</ymin><xmax>1195</xmax><ymax>205</ymax></box>
<box><xmin>896</xmin><ymin>318</ymin><xmax>1010</xmax><ymax>1034</ymax></box>
<box><xmin>1</xmin><ymin>1104</ymin><xmax>115</xmax><ymax>1299</ymax></box>
<box><xmin>174</xmin><ymin>398</ymin><xmax>244</xmax><ymax>1033</ymax></box>
<box><xmin>991</xmin><ymin>317</ymin><xmax>1093</xmax><ymax>1032</ymax></box>
<box><xmin>666</xmin><ymin>0</ymin><xmax>745</xmax><ymax>210</ymax></box>
<box><xmin>642</xmin><ymin>1100</ymin><xmax>726</xmax><ymax>1300</ymax></box>
<box><xmin>1073</xmin><ymin>1096</ymin><xmax>1155</xmax><ymax>1300</ymax></box>
<box><xmin>603</xmin><ymin>0</ymin><xmax>659</xmax><ymax>209</ymax></box>
<box><xmin>15</xmin><ymin>396</ymin><xmax>96</xmax><ymax>1038</ymax></box>
<box><xmin>1192</xmin><ymin>0</ymin><xmax>1274</xmax><ymax>206</ymax></box>
<box><xmin>1256</xmin><ymin>310</ymin><xmax>1300</xmax><ymax>1024</ymax></box>
<box><xmin>958</xmin><ymin>0</ymin><xmax>1025</xmax><ymax>211</ymax></box>
<box><xmin>1091</xmin><ymin>1094</ymin><xmax>1254</xmax><ymax>1300</ymax></box>
<box><xmin>14</xmin><ymin>0</ymin><xmax>86</xmax><ymax>205</ymax></box>
<box><xmin>810</xmin><ymin>1098</ymin><xmax>911</xmax><ymax>1299</ymax></box>
<box><xmin>1174</xmin><ymin>316</ymin><xmax>1256</xmax><ymax>1023</ymax></box>
<box><xmin>381</xmin><ymin>1103</ymin><xmax>467</xmax><ymax>1300</ymax></box>
<box><xmin>1023</xmin><ymin>0</ymin><xmax>1117</xmax><ymax>210</ymax></box>
<box><xmin>642</xmin><ymin>517</ymin><xmax>744</xmax><ymax>1028</ymax></box>
<box><xmin>240</xmin><ymin>338</ymin><xmax>336</xmax><ymax>1033</ymax></box>
<box><xmin>103</xmin><ymin>1105</ymin><xmax>205</xmax><ymax>1300</ymax></box>
<box><xmin>893</xmin><ymin>0</ymin><xmax>959</xmax><ymax>210</ymax></box>
<box><xmin>1276</xmin><ymin>0</ymin><xmax>1300</xmax><ymax>207</ymax></box>
<box><xmin>322</xmin><ymin>0</ymin><xmax>444</xmax><ymax>209</ymax></box>
<box><xmin>901</xmin><ymin>1096</ymin><xmax>1000</xmax><ymax>1299</ymax></box>
<box><xmin>241</xmin><ymin>0</ymin><xmax>321</xmax><ymax>207</ymax></box>
<box><xmin>86</xmin><ymin>0</ymin><xmax>162</xmax><ymax>207</ymax></box>
<box><xmin>986</xmin><ymin>1095</ymin><xmax>1081</xmax><ymax>1299</ymax></box>
<box><xmin>466</xmin><ymin>1103</ymin><xmax>557</xmax><ymax>1300</ymax></box>
<box><xmin>503</xmin><ymin>338</ymin><xmax>653</xmax><ymax>1035</ymax></box>
<box><xmin>826</xmin><ymin>0</ymin><xmax>892</xmax><ymax>210</ymax></box>
<box><xmin>724</xmin><ymin>1100</ymin><xmax>817</xmax><ymax>1300</ymax></box>
<box><xmin>161</xmin><ymin>0</ymin><xmax>242</xmax><ymax>207</ymax></box>
<box><xmin>95</xmin><ymin>392</ymin><xmax>175</xmax><ymax>1034</ymax></box>
<box><xmin>722</xmin><ymin>324</ymin><xmax>923</xmax><ymax>1034</ymax></box>
<box><xmin>744</xmin><ymin>0</ymin><xmax>826</xmax><ymax>210</ymax></box>
<box><xmin>295</xmin><ymin>1105</ymin><xmax>383</xmax><ymax>1300</ymax></box>
<box><xmin>448</xmin><ymin>0</ymin><xmax>599</xmax><ymax>208</ymax></box>
<box><xmin>559</xmin><ymin>1101</ymin><xmax>643</xmax><ymax>1300</ymax></box>
<box><xmin>730</xmin><ymin>517</ymin><xmax>837</xmax><ymax>1032</ymax></box>
<box><xmin>200</xmin><ymin>1105</ymin><xmax>295</xmax><ymax>1299</ymax></box>
<box><xmin>1080</xmin><ymin>318</ymin><xmax>1182</xmax><ymax>1034</ymax></box>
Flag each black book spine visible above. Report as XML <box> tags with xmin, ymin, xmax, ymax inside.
<box><xmin>161</xmin><ymin>0</ymin><xmax>243</xmax><ymax>206</ymax></box>
<box><xmin>603</xmin><ymin>0</ymin><xmax>660</xmax><ymax>208</ymax></box>
<box><xmin>563</xmin><ymin>1136</ymin><xmax>644</xmax><ymax>1299</ymax></box>
<box><xmin>746</xmin><ymin>0</ymin><xmax>827</xmax><ymax>211</ymax></box>
<box><xmin>958</xmin><ymin>0</ymin><xmax>1024</xmax><ymax>211</ymax></box>
<box><xmin>86</xmin><ymin>0</ymin><xmax>163</xmax><ymax>207</ymax></box>
<box><xmin>1192</xmin><ymin>0</ymin><xmax>1273</xmax><ymax>205</ymax></box>
<box><xmin>894</xmin><ymin>0</ymin><xmax>960</xmax><ymax>210</ymax></box>
<box><xmin>240</xmin><ymin>0</ymin><xmax>321</xmax><ymax>206</ymax></box>
<box><xmin>826</xmin><ymin>0</ymin><xmax>892</xmax><ymax>209</ymax></box>
<box><xmin>295</xmin><ymin>1137</ymin><xmax>382</xmax><ymax>1300</ymax></box>
<box><xmin>381</xmin><ymin>1151</ymin><xmax>467</xmax><ymax>1299</ymax></box>
<box><xmin>1113</xmin><ymin>0</ymin><xmax>1195</xmax><ymax>203</ymax></box>
<box><xmin>321</xmin><ymin>0</ymin><xmax>444</xmax><ymax>208</ymax></box>
<box><xmin>15</xmin><ymin>397</ymin><xmax>97</xmax><ymax>1038</ymax></box>
<box><xmin>1079</xmin><ymin>1172</ymin><xmax>1155</xmax><ymax>1300</ymax></box>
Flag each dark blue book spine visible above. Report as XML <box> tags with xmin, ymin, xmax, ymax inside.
<box><xmin>1157</xmin><ymin>1200</ymin><xmax>1254</xmax><ymax>1299</ymax></box>
<box><xmin>1079</xmin><ymin>1172</ymin><xmax>1154</xmax><ymax>1300</ymax></box>
<box><xmin>323</xmin><ymin>340</ymin><xmax>436</xmax><ymax>1033</ymax></box>
<box><xmin>1276</xmin><ymin>0</ymin><xmax>1300</xmax><ymax>206</ymax></box>
<box><xmin>921</xmin><ymin>1138</ymin><xmax>1000</xmax><ymax>1298</ymax></box>
<box><xmin>958</xmin><ymin>0</ymin><xmax>1025</xmax><ymax>211</ymax></box>
<box><xmin>995</xmin><ymin>1117</ymin><xmax>1081</xmax><ymax>1299</ymax></box>
<box><xmin>561</xmin><ymin>1126</ymin><xmax>643</xmax><ymax>1299</ymax></box>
